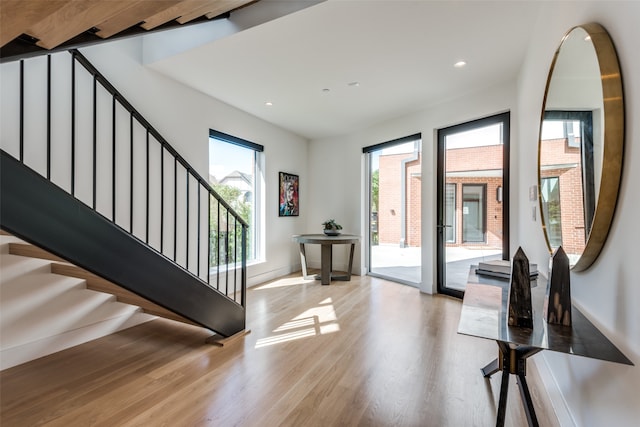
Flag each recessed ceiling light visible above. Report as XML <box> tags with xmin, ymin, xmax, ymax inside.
<box><xmin>584</xmin><ymin>35</ymin><xmax>592</xmax><ymax>41</ymax></box>
<box><xmin>265</xmin><ymin>101</ymin><xmax>273</xmax><ymax>106</ymax></box>
<box><xmin>322</xmin><ymin>88</ymin><xmax>330</xmax><ymax>93</ymax></box>
<box><xmin>348</xmin><ymin>81</ymin><xmax>360</xmax><ymax>87</ymax></box>
<box><xmin>454</xmin><ymin>61</ymin><xmax>467</xmax><ymax>68</ymax></box>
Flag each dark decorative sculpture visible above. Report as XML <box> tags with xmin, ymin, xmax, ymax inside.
<box><xmin>508</xmin><ymin>247</ymin><xmax>534</xmax><ymax>328</ymax></box>
<box><xmin>544</xmin><ymin>246</ymin><xmax>572</xmax><ymax>326</ymax></box>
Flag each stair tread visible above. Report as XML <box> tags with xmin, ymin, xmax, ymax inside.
<box><xmin>8</xmin><ymin>242</ymin><xmax>69</xmax><ymax>263</ymax></box>
<box><xmin>8</xmin><ymin>242</ymin><xmax>198</xmax><ymax>327</ymax></box>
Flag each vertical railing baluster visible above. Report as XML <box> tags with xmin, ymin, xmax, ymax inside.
<box><xmin>92</xmin><ymin>75</ymin><xmax>97</xmax><ymax>209</ymax></box>
<box><xmin>233</xmin><ymin>216</ymin><xmax>238</xmax><ymax>301</ymax></box>
<box><xmin>145</xmin><ymin>130</ymin><xmax>150</xmax><ymax>243</ymax></box>
<box><xmin>19</xmin><ymin>59</ymin><xmax>24</xmax><ymax>162</ymax></box>
<box><xmin>173</xmin><ymin>158</ymin><xmax>177</xmax><ymax>262</ymax></box>
<box><xmin>129</xmin><ymin>112</ymin><xmax>134</xmax><ymax>233</ymax></box>
<box><xmin>216</xmin><ymin>201</ymin><xmax>220</xmax><ymax>290</ymax></box>
<box><xmin>46</xmin><ymin>55</ymin><xmax>51</xmax><ymax>180</ymax></box>
<box><xmin>241</xmin><ymin>225</ymin><xmax>247</xmax><ymax>307</ymax></box>
<box><xmin>207</xmin><ymin>194</ymin><xmax>211</xmax><ymax>285</ymax></box>
<box><xmin>112</xmin><ymin>95</ymin><xmax>116</xmax><ymax>222</ymax></box>
<box><xmin>160</xmin><ymin>145</ymin><xmax>164</xmax><ymax>254</ymax></box>
<box><xmin>71</xmin><ymin>54</ymin><xmax>76</xmax><ymax>196</ymax></box>
<box><xmin>197</xmin><ymin>184</ymin><xmax>201</xmax><ymax>278</ymax></box>
<box><xmin>186</xmin><ymin>170</ymin><xmax>189</xmax><ymax>269</ymax></box>
<box><xmin>225</xmin><ymin>209</ymin><xmax>229</xmax><ymax>296</ymax></box>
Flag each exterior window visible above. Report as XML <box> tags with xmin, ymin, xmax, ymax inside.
<box><xmin>541</xmin><ymin>177</ymin><xmax>562</xmax><ymax>248</ymax></box>
<box><xmin>437</xmin><ymin>112</ymin><xmax>509</xmax><ymax>297</ymax></box>
<box><xmin>364</xmin><ymin>134</ymin><xmax>422</xmax><ymax>286</ymax></box>
<box><xmin>462</xmin><ymin>184</ymin><xmax>486</xmax><ymax>243</ymax></box>
<box><xmin>209</xmin><ymin>131</ymin><xmax>263</xmax><ymax>262</ymax></box>
<box><xmin>445</xmin><ymin>183</ymin><xmax>456</xmax><ymax>243</ymax></box>
<box><xmin>540</xmin><ymin>111</ymin><xmax>593</xmax><ymax>250</ymax></box>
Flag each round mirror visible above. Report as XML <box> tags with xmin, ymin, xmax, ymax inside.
<box><xmin>538</xmin><ymin>23</ymin><xmax>624</xmax><ymax>271</ymax></box>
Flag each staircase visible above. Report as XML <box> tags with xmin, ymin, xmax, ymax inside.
<box><xmin>6</xmin><ymin>235</ymin><xmax>198</xmax><ymax>326</ymax></box>
<box><xmin>0</xmin><ymin>49</ymin><xmax>247</xmax><ymax>365</ymax></box>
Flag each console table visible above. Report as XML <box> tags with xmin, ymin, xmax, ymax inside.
<box><xmin>457</xmin><ymin>267</ymin><xmax>633</xmax><ymax>427</ymax></box>
<box><xmin>292</xmin><ymin>234</ymin><xmax>360</xmax><ymax>285</ymax></box>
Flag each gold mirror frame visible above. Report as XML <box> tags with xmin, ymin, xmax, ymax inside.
<box><xmin>538</xmin><ymin>23</ymin><xmax>624</xmax><ymax>271</ymax></box>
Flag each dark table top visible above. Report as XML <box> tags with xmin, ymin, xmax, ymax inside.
<box><xmin>292</xmin><ymin>234</ymin><xmax>360</xmax><ymax>244</ymax></box>
<box><xmin>458</xmin><ymin>267</ymin><xmax>633</xmax><ymax>365</ymax></box>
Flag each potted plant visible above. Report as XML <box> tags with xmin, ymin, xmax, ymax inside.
<box><xmin>322</xmin><ymin>219</ymin><xmax>343</xmax><ymax>236</ymax></box>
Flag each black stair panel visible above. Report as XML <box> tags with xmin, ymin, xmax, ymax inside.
<box><xmin>1</xmin><ymin>150</ymin><xmax>244</xmax><ymax>337</ymax></box>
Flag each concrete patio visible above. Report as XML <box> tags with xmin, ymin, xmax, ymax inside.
<box><xmin>370</xmin><ymin>244</ymin><xmax>501</xmax><ymax>290</ymax></box>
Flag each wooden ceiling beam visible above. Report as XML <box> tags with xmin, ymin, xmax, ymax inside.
<box><xmin>204</xmin><ymin>0</ymin><xmax>251</xmax><ymax>20</ymax></box>
<box><xmin>0</xmin><ymin>0</ymin><xmax>71</xmax><ymax>47</ymax></box>
<box><xmin>25</xmin><ymin>0</ymin><xmax>136</xmax><ymax>49</ymax></box>
<box><xmin>0</xmin><ymin>0</ymin><xmax>257</xmax><ymax>57</ymax></box>
<box><xmin>94</xmin><ymin>0</ymin><xmax>183</xmax><ymax>39</ymax></box>
<box><xmin>176</xmin><ymin>1</ymin><xmax>242</xmax><ymax>24</ymax></box>
<box><xmin>141</xmin><ymin>0</ymin><xmax>218</xmax><ymax>30</ymax></box>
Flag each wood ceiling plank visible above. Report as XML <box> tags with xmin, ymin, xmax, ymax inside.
<box><xmin>141</xmin><ymin>0</ymin><xmax>217</xmax><ymax>30</ymax></box>
<box><xmin>26</xmin><ymin>0</ymin><xmax>135</xmax><ymax>49</ymax></box>
<box><xmin>204</xmin><ymin>0</ymin><xmax>251</xmax><ymax>19</ymax></box>
<box><xmin>95</xmin><ymin>0</ymin><xmax>183</xmax><ymax>38</ymax></box>
<box><xmin>179</xmin><ymin>0</ymin><xmax>250</xmax><ymax>24</ymax></box>
<box><xmin>0</xmin><ymin>0</ymin><xmax>71</xmax><ymax>47</ymax></box>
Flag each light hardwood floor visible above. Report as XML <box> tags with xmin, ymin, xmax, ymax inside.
<box><xmin>1</xmin><ymin>273</ymin><xmax>559</xmax><ymax>426</ymax></box>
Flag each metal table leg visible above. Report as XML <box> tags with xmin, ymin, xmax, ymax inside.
<box><xmin>484</xmin><ymin>341</ymin><xmax>541</xmax><ymax>427</ymax></box>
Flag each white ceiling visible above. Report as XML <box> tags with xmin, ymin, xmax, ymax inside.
<box><xmin>147</xmin><ymin>0</ymin><xmax>545</xmax><ymax>140</ymax></box>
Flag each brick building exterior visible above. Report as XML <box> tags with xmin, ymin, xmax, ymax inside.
<box><xmin>376</xmin><ymin>137</ymin><xmax>585</xmax><ymax>253</ymax></box>
<box><xmin>377</xmin><ymin>144</ymin><xmax>505</xmax><ymax>250</ymax></box>
<box><xmin>378</xmin><ymin>153</ymin><xmax>421</xmax><ymax>246</ymax></box>
<box><xmin>539</xmin><ymin>138</ymin><xmax>586</xmax><ymax>255</ymax></box>
<box><xmin>444</xmin><ymin>144</ymin><xmax>503</xmax><ymax>249</ymax></box>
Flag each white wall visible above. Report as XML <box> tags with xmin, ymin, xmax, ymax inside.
<box><xmin>2</xmin><ymin>5</ymin><xmax>638</xmax><ymax>423</ymax></box>
<box><xmin>307</xmin><ymin>3</ymin><xmax>640</xmax><ymax>425</ymax></box>
<box><xmin>0</xmin><ymin>36</ymin><xmax>309</xmax><ymax>369</ymax></box>
<box><xmin>516</xmin><ymin>2</ymin><xmax>640</xmax><ymax>426</ymax></box>
<box><xmin>307</xmin><ymin>81</ymin><xmax>517</xmax><ymax>294</ymax></box>
<box><xmin>79</xmin><ymin>37</ymin><xmax>310</xmax><ymax>285</ymax></box>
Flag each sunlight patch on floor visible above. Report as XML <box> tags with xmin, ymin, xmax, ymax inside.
<box><xmin>254</xmin><ymin>276</ymin><xmax>315</xmax><ymax>290</ymax></box>
<box><xmin>273</xmin><ymin>317</ymin><xmax>316</xmax><ymax>332</ymax></box>
<box><xmin>255</xmin><ymin>298</ymin><xmax>340</xmax><ymax>348</ymax></box>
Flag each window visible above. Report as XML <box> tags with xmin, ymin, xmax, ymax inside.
<box><xmin>445</xmin><ymin>183</ymin><xmax>456</xmax><ymax>243</ymax></box>
<box><xmin>541</xmin><ymin>177</ymin><xmax>562</xmax><ymax>248</ymax></box>
<box><xmin>541</xmin><ymin>111</ymin><xmax>594</xmax><ymax>240</ymax></box>
<box><xmin>437</xmin><ymin>112</ymin><xmax>509</xmax><ymax>297</ymax></box>
<box><xmin>209</xmin><ymin>130</ymin><xmax>264</xmax><ymax>262</ymax></box>
<box><xmin>462</xmin><ymin>184</ymin><xmax>486</xmax><ymax>243</ymax></box>
<box><xmin>363</xmin><ymin>133</ymin><xmax>422</xmax><ymax>286</ymax></box>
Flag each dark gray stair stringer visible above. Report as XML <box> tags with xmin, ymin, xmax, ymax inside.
<box><xmin>0</xmin><ymin>150</ymin><xmax>245</xmax><ymax>337</ymax></box>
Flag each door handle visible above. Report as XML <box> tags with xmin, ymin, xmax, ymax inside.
<box><xmin>436</xmin><ymin>224</ymin><xmax>452</xmax><ymax>228</ymax></box>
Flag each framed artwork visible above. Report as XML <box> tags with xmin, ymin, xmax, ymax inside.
<box><xmin>279</xmin><ymin>172</ymin><xmax>299</xmax><ymax>217</ymax></box>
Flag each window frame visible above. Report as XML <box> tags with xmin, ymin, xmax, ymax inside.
<box><xmin>209</xmin><ymin>130</ymin><xmax>264</xmax><ymax>264</ymax></box>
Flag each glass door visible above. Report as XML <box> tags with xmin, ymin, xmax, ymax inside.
<box><xmin>437</xmin><ymin>113</ymin><xmax>509</xmax><ymax>297</ymax></box>
<box><xmin>364</xmin><ymin>134</ymin><xmax>421</xmax><ymax>287</ymax></box>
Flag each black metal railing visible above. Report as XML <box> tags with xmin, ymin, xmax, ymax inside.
<box><xmin>2</xmin><ymin>49</ymin><xmax>247</xmax><ymax>308</ymax></box>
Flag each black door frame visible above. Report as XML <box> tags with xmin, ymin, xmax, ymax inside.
<box><xmin>436</xmin><ymin>112</ymin><xmax>510</xmax><ymax>298</ymax></box>
<box><xmin>363</xmin><ymin>133</ymin><xmax>422</xmax><ymax>287</ymax></box>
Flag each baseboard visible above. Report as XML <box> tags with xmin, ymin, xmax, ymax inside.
<box><xmin>247</xmin><ymin>265</ymin><xmax>296</xmax><ymax>288</ymax></box>
<box><xmin>531</xmin><ymin>356</ymin><xmax>577</xmax><ymax>427</ymax></box>
<box><xmin>0</xmin><ymin>311</ymin><xmax>153</xmax><ymax>371</ymax></box>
